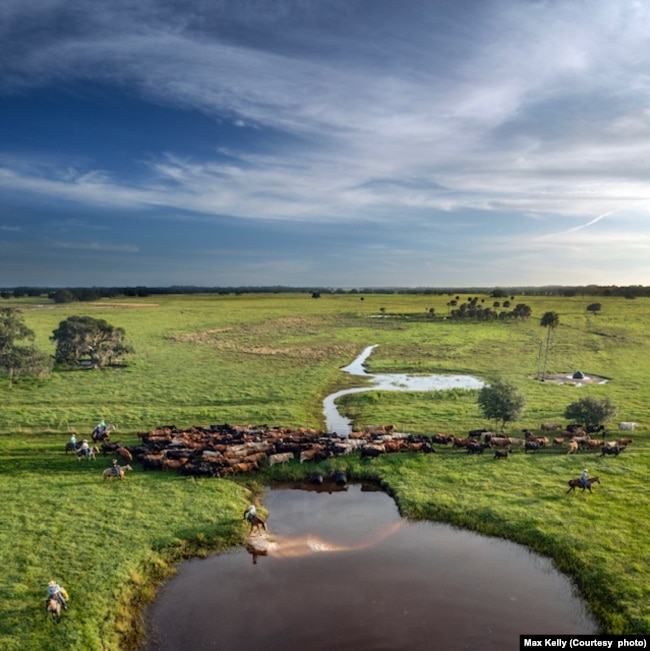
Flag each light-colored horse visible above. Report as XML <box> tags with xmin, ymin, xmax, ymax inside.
<box><xmin>46</xmin><ymin>596</ymin><xmax>62</xmax><ymax>622</ymax></box>
<box><xmin>102</xmin><ymin>464</ymin><xmax>132</xmax><ymax>480</ymax></box>
<box><xmin>76</xmin><ymin>445</ymin><xmax>99</xmax><ymax>461</ymax></box>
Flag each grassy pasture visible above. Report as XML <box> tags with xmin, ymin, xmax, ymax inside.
<box><xmin>0</xmin><ymin>292</ymin><xmax>648</xmax><ymax>649</ymax></box>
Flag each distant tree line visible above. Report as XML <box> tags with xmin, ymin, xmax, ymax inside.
<box><xmin>2</xmin><ymin>284</ymin><xmax>650</xmax><ymax>301</ymax></box>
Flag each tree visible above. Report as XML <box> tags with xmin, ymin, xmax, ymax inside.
<box><xmin>564</xmin><ymin>397</ymin><xmax>618</xmax><ymax>428</ymax></box>
<box><xmin>512</xmin><ymin>303</ymin><xmax>532</xmax><ymax>319</ymax></box>
<box><xmin>586</xmin><ymin>303</ymin><xmax>602</xmax><ymax>315</ymax></box>
<box><xmin>51</xmin><ymin>316</ymin><xmax>134</xmax><ymax>369</ymax></box>
<box><xmin>50</xmin><ymin>289</ymin><xmax>76</xmax><ymax>304</ymax></box>
<box><xmin>478</xmin><ymin>380</ymin><xmax>526</xmax><ymax>431</ymax></box>
<box><xmin>0</xmin><ymin>307</ymin><xmax>51</xmax><ymax>385</ymax></box>
<box><xmin>540</xmin><ymin>311</ymin><xmax>560</xmax><ymax>380</ymax></box>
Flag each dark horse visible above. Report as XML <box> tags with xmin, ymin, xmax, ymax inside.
<box><xmin>92</xmin><ymin>424</ymin><xmax>117</xmax><ymax>443</ymax></box>
<box><xmin>247</xmin><ymin>514</ymin><xmax>267</xmax><ymax>535</ymax></box>
<box><xmin>566</xmin><ymin>476</ymin><xmax>601</xmax><ymax>493</ymax></box>
<box><xmin>46</xmin><ymin>596</ymin><xmax>62</xmax><ymax>623</ymax></box>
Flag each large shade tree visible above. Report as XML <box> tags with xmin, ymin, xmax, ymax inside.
<box><xmin>478</xmin><ymin>379</ymin><xmax>526</xmax><ymax>431</ymax></box>
<box><xmin>540</xmin><ymin>311</ymin><xmax>560</xmax><ymax>381</ymax></box>
<box><xmin>51</xmin><ymin>316</ymin><xmax>134</xmax><ymax>369</ymax></box>
<box><xmin>0</xmin><ymin>307</ymin><xmax>51</xmax><ymax>385</ymax></box>
<box><xmin>564</xmin><ymin>397</ymin><xmax>618</xmax><ymax>428</ymax></box>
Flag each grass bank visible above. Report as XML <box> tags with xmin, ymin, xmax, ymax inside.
<box><xmin>0</xmin><ymin>292</ymin><xmax>648</xmax><ymax>648</ymax></box>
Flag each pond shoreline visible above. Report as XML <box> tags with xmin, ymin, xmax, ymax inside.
<box><xmin>141</xmin><ymin>482</ymin><xmax>596</xmax><ymax>650</ymax></box>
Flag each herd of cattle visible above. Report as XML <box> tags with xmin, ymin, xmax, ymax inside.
<box><xmin>95</xmin><ymin>420</ymin><xmax>637</xmax><ymax>478</ymax></box>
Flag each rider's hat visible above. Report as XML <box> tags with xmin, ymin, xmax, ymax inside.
<box><xmin>584</xmin><ymin>469</ymin><xmax>588</xmax><ymax>472</ymax></box>
<box><xmin>48</xmin><ymin>580</ymin><xmax>56</xmax><ymax>587</ymax></box>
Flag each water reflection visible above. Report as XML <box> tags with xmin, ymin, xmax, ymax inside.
<box><xmin>143</xmin><ymin>484</ymin><xmax>596</xmax><ymax>651</ymax></box>
<box><xmin>324</xmin><ymin>345</ymin><xmax>485</xmax><ymax>435</ymax></box>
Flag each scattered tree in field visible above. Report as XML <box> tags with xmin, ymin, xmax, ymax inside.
<box><xmin>586</xmin><ymin>303</ymin><xmax>602</xmax><ymax>315</ymax></box>
<box><xmin>51</xmin><ymin>289</ymin><xmax>76</xmax><ymax>304</ymax></box>
<box><xmin>512</xmin><ymin>303</ymin><xmax>532</xmax><ymax>319</ymax></box>
<box><xmin>478</xmin><ymin>380</ymin><xmax>526</xmax><ymax>431</ymax></box>
<box><xmin>540</xmin><ymin>311</ymin><xmax>560</xmax><ymax>380</ymax></box>
<box><xmin>564</xmin><ymin>397</ymin><xmax>618</xmax><ymax>428</ymax></box>
<box><xmin>0</xmin><ymin>307</ymin><xmax>51</xmax><ymax>385</ymax></box>
<box><xmin>51</xmin><ymin>316</ymin><xmax>134</xmax><ymax>369</ymax></box>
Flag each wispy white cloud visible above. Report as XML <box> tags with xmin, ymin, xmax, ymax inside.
<box><xmin>2</xmin><ymin>0</ymin><xmax>650</xmax><ymax>285</ymax></box>
<box><xmin>51</xmin><ymin>240</ymin><xmax>139</xmax><ymax>254</ymax></box>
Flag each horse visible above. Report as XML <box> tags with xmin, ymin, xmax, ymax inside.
<box><xmin>76</xmin><ymin>446</ymin><xmax>99</xmax><ymax>461</ymax></box>
<box><xmin>92</xmin><ymin>424</ymin><xmax>117</xmax><ymax>443</ymax></box>
<box><xmin>64</xmin><ymin>441</ymin><xmax>78</xmax><ymax>454</ymax></box>
<box><xmin>247</xmin><ymin>514</ymin><xmax>267</xmax><ymax>535</ymax></box>
<box><xmin>566</xmin><ymin>476</ymin><xmax>601</xmax><ymax>494</ymax></box>
<box><xmin>46</xmin><ymin>596</ymin><xmax>62</xmax><ymax>623</ymax></box>
<box><xmin>102</xmin><ymin>464</ymin><xmax>132</xmax><ymax>480</ymax></box>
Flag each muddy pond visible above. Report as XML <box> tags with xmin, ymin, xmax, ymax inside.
<box><xmin>142</xmin><ymin>483</ymin><xmax>597</xmax><ymax>651</ymax></box>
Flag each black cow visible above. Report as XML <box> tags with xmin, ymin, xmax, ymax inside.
<box><xmin>600</xmin><ymin>445</ymin><xmax>624</xmax><ymax>457</ymax></box>
<box><xmin>524</xmin><ymin>441</ymin><xmax>540</xmax><ymax>453</ymax></box>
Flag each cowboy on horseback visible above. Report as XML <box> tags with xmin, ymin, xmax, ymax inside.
<box><xmin>69</xmin><ymin>433</ymin><xmax>77</xmax><ymax>450</ymax></box>
<box><xmin>581</xmin><ymin>469</ymin><xmax>589</xmax><ymax>490</ymax></box>
<box><xmin>111</xmin><ymin>458</ymin><xmax>121</xmax><ymax>476</ymax></box>
<box><xmin>47</xmin><ymin>580</ymin><xmax>68</xmax><ymax>610</ymax></box>
<box><xmin>243</xmin><ymin>504</ymin><xmax>257</xmax><ymax>523</ymax></box>
<box><xmin>79</xmin><ymin>439</ymin><xmax>90</xmax><ymax>458</ymax></box>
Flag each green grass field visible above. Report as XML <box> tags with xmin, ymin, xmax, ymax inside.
<box><xmin>0</xmin><ymin>292</ymin><xmax>648</xmax><ymax>649</ymax></box>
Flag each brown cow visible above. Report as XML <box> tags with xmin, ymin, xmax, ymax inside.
<box><xmin>162</xmin><ymin>458</ymin><xmax>188</xmax><ymax>471</ymax></box>
<box><xmin>299</xmin><ymin>445</ymin><xmax>324</xmax><ymax>463</ymax></box>
<box><xmin>115</xmin><ymin>447</ymin><xmax>133</xmax><ymax>462</ymax></box>
<box><xmin>230</xmin><ymin>461</ymin><xmax>259</xmax><ymax>474</ymax></box>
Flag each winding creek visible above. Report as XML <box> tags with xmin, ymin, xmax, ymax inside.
<box><xmin>142</xmin><ymin>347</ymin><xmax>597</xmax><ymax>650</ymax></box>
<box><xmin>323</xmin><ymin>344</ymin><xmax>485</xmax><ymax>436</ymax></box>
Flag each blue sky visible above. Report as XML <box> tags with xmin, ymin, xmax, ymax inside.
<box><xmin>2</xmin><ymin>0</ymin><xmax>650</xmax><ymax>288</ymax></box>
